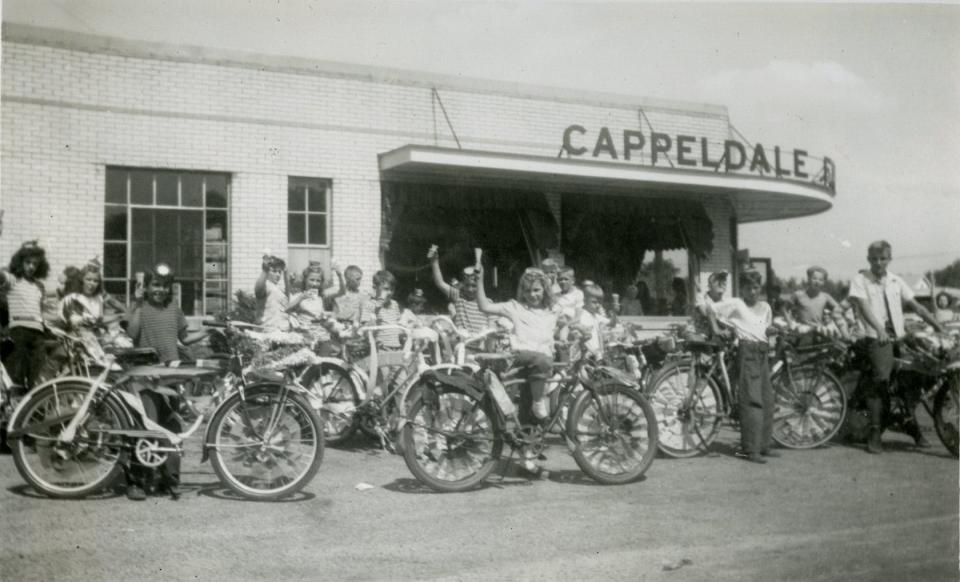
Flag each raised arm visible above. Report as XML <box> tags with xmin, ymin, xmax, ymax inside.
<box><xmin>427</xmin><ymin>245</ymin><xmax>453</xmax><ymax>297</ymax></box>
<box><xmin>322</xmin><ymin>264</ymin><xmax>345</xmax><ymax>299</ymax></box>
<box><xmin>473</xmin><ymin>262</ymin><xmax>508</xmax><ymax>318</ymax></box>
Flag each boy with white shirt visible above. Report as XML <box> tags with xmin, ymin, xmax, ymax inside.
<box><xmin>555</xmin><ymin>266</ymin><xmax>584</xmax><ymax>315</ymax></box>
<box><xmin>709</xmin><ymin>270</ymin><xmax>776</xmax><ymax>464</ymax></box>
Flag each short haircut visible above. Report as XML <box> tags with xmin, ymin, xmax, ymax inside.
<box><xmin>868</xmin><ymin>240</ymin><xmax>892</xmax><ymax>255</ymax></box>
<box><xmin>739</xmin><ymin>270</ymin><xmax>763</xmax><ymax>288</ymax></box>
<box><xmin>708</xmin><ymin>271</ymin><xmax>728</xmax><ymax>285</ymax></box>
<box><xmin>344</xmin><ymin>265</ymin><xmax>363</xmax><ymax>276</ymax></box>
<box><xmin>540</xmin><ymin>258</ymin><xmax>560</xmax><ymax>271</ymax></box>
<box><xmin>806</xmin><ymin>266</ymin><xmax>828</xmax><ymax>279</ymax></box>
<box><xmin>264</xmin><ymin>255</ymin><xmax>286</xmax><ymax>271</ymax></box>
<box><xmin>372</xmin><ymin>270</ymin><xmax>396</xmax><ymax>288</ymax></box>
<box><xmin>583</xmin><ymin>284</ymin><xmax>604</xmax><ymax>300</ymax></box>
<box><xmin>559</xmin><ymin>266</ymin><xmax>575</xmax><ymax>277</ymax></box>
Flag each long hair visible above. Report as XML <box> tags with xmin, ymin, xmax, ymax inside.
<box><xmin>8</xmin><ymin>243</ymin><xmax>50</xmax><ymax>280</ymax></box>
<box><xmin>64</xmin><ymin>264</ymin><xmax>103</xmax><ymax>296</ymax></box>
<box><xmin>144</xmin><ymin>264</ymin><xmax>176</xmax><ymax>308</ymax></box>
<box><xmin>516</xmin><ymin>268</ymin><xmax>554</xmax><ymax>309</ymax></box>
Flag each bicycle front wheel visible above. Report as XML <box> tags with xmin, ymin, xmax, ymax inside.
<box><xmin>646</xmin><ymin>363</ymin><xmax>722</xmax><ymax>458</ymax></box>
<box><xmin>401</xmin><ymin>379</ymin><xmax>502</xmax><ymax>492</ymax></box>
<box><xmin>567</xmin><ymin>381</ymin><xmax>658</xmax><ymax>484</ymax></box>
<box><xmin>933</xmin><ymin>372</ymin><xmax>960</xmax><ymax>457</ymax></box>
<box><xmin>772</xmin><ymin>366</ymin><xmax>846</xmax><ymax>449</ymax></box>
<box><xmin>10</xmin><ymin>380</ymin><xmax>130</xmax><ymax>498</ymax></box>
<box><xmin>207</xmin><ymin>386</ymin><xmax>324</xmax><ymax>500</ymax></box>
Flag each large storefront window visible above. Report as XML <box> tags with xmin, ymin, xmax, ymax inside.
<box><xmin>287</xmin><ymin>177</ymin><xmax>332</xmax><ymax>276</ymax></box>
<box><xmin>104</xmin><ymin>167</ymin><xmax>230</xmax><ymax>316</ymax></box>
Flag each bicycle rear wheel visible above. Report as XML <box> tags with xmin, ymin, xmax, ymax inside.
<box><xmin>207</xmin><ymin>386</ymin><xmax>324</xmax><ymax>500</ymax></box>
<box><xmin>933</xmin><ymin>372</ymin><xmax>959</xmax><ymax>457</ymax></box>
<box><xmin>772</xmin><ymin>366</ymin><xmax>846</xmax><ymax>449</ymax></box>
<box><xmin>10</xmin><ymin>380</ymin><xmax>130</xmax><ymax>498</ymax></box>
<box><xmin>646</xmin><ymin>363</ymin><xmax>722</xmax><ymax>458</ymax></box>
<box><xmin>302</xmin><ymin>363</ymin><xmax>361</xmax><ymax>446</ymax></box>
<box><xmin>567</xmin><ymin>381</ymin><xmax>658</xmax><ymax>484</ymax></box>
<box><xmin>401</xmin><ymin>379</ymin><xmax>502</xmax><ymax>492</ymax></box>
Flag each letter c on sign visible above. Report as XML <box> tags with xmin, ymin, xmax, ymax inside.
<box><xmin>563</xmin><ymin>125</ymin><xmax>588</xmax><ymax>156</ymax></box>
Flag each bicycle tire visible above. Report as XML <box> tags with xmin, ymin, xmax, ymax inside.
<box><xmin>10</xmin><ymin>379</ymin><xmax>130</xmax><ymax>499</ymax></box>
<box><xmin>401</xmin><ymin>379</ymin><xmax>502</xmax><ymax>492</ymax></box>
<box><xmin>302</xmin><ymin>362</ymin><xmax>361</xmax><ymax>446</ymax></box>
<box><xmin>207</xmin><ymin>386</ymin><xmax>324</xmax><ymax>500</ymax></box>
<box><xmin>771</xmin><ymin>366</ymin><xmax>846</xmax><ymax>449</ymax></box>
<box><xmin>567</xmin><ymin>381</ymin><xmax>658</xmax><ymax>484</ymax></box>
<box><xmin>646</xmin><ymin>363</ymin><xmax>722</xmax><ymax>458</ymax></box>
<box><xmin>933</xmin><ymin>372</ymin><xmax>960</xmax><ymax>457</ymax></box>
<box><xmin>358</xmin><ymin>363</ymin><xmax>410</xmax><ymax>441</ymax></box>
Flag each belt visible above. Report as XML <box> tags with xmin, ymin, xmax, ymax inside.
<box><xmin>12</xmin><ymin>316</ymin><xmax>42</xmax><ymax>322</ymax></box>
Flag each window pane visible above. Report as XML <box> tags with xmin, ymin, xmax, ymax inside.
<box><xmin>156</xmin><ymin>171</ymin><xmax>179</xmax><ymax>205</ymax></box>
<box><xmin>104</xmin><ymin>280</ymin><xmax>128</xmax><ymax>303</ymax></box>
<box><xmin>307</xmin><ymin>184</ymin><xmax>326</xmax><ymax>212</ymax></box>
<box><xmin>182</xmin><ymin>174</ymin><xmax>203</xmax><ymax>207</ymax></box>
<box><xmin>131</xmin><ymin>242</ymin><xmax>154</xmax><ymax>275</ymax></box>
<box><xmin>155</xmin><ymin>209</ymin><xmax>181</xmax><ymax>247</ymax></box>
<box><xmin>206</xmin><ymin>175</ymin><xmax>228</xmax><ymax>208</ymax></box>
<box><xmin>131</xmin><ymin>208</ymin><xmax>153</xmax><ymax>242</ymax></box>
<box><xmin>104</xmin><ymin>206</ymin><xmax>127</xmax><ymax>241</ymax></box>
<box><xmin>180</xmin><ymin>211</ymin><xmax>204</xmax><ymax>243</ymax></box>
<box><xmin>103</xmin><ymin>243</ymin><xmax>127</xmax><ymax>278</ymax></box>
<box><xmin>130</xmin><ymin>170</ymin><xmax>153</xmax><ymax>205</ymax></box>
<box><xmin>181</xmin><ymin>245</ymin><xmax>203</xmax><ymax>279</ymax></box>
<box><xmin>308</xmin><ymin>214</ymin><xmax>327</xmax><ymax>245</ymax></box>
<box><xmin>105</xmin><ymin>168</ymin><xmax>127</xmax><ymax>204</ymax></box>
<box><xmin>288</xmin><ymin>185</ymin><xmax>305</xmax><ymax>211</ymax></box>
<box><xmin>206</xmin><ymin>210</ymin><xmax>227</xmax><ymax>242</ymax></box>
<box><xmin>288</xmin><ymin>214</ymin><xmax>306</xmax><ymax>244</ymax></box>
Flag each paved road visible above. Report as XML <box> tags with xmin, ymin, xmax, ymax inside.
<box><xmin>1</xmin><ymin>424</ymin><xmax>957</xmax><ymax>582</ymax></box>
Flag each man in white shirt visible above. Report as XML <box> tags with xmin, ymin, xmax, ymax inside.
<box><xmin>848</xmin><ymin>240</ymin><xmax>942</xmax><ymax>453</ymax></box>
<box><xmin>710</xmin><ymin>270</ymin><xmax>775</xmax><ymax>464</ymax></box>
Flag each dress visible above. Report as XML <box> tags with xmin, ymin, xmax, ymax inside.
<box><xmin>59</xmin><ymin>292</ymin><xmax>108</xmax><ymax>361</ymax></box>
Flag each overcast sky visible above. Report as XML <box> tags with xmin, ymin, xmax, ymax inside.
<box><xmin>4</xmin><ymin>0</ymin><xmax>959</xmax><ymax>282</ymax></box>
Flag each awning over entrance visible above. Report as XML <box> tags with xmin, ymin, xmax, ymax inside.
<box><xmin>379</xmin><ymin>145</ymin><xmax>834</xmax><ymax>223</ymax></box>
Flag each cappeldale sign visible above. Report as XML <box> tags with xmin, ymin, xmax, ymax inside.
<box><xmin>561</xmin><ymin>125</ymin><xmax>812</xmax><ymax>179</ymax></box>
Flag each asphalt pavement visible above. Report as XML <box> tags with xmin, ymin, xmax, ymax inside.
<box><xmin>1</xmin><ymin>424</ymin><xmax>957</xmax><ymax>582</ymax></box>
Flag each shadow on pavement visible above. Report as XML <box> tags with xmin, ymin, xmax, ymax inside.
<box><xmin>195</xmin><ymin>484</ymin><xmax>317</xmax><ymax>503</ymax></box>
<box><xmin>545</xmin><ymin>470</ymin><xmax>647</xmax><ymax>487</ymax></box>
<box><xmin>6</xmin><ymin>483</ymin><xmax>123</xmax><ymax>501</ymax></box>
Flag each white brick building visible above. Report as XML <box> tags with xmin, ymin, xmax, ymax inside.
<box><xmin>1</xmin><ymin>24</ymin><xmax>835</xmax><ymax>318</ymax></box>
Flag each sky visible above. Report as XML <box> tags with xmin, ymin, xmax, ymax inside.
<box><xmin>3</xmin><ymin>0</ymin><xmax>959</xmax><ymax>283</ymax></box>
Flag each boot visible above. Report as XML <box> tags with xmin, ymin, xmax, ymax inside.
<box><xmin>866</xmin><ymin>397</ymin><xmax>884</xmax><ymax>454</ymax></box>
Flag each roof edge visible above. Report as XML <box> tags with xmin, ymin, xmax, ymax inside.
<box><xmin>1</xmin><ymin>22</ymin><xmax>729</xmax><ymax>118</ymax></box>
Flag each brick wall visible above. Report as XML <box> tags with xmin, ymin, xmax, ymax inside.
<box><xmin>1</xmin><ymin>26</ymin><xmax>736</xmax><ymax>301</ymax></box>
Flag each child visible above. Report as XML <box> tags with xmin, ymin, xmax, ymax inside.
<box><xmin>575</xmin><ymin>283</ymin><xmax>614</xmax><ymax>359</ymax></box>
<box><xmin>125</xmin><ymin>263</ymin><xmax>208</xmax><ymax>500</ymax></box>
<box><xmin>786</xmin><ymin>266</ymin><xmax>848</xmax><ymax>337</ymax></box>
<box><xmin>692</xmin><ymin>271</ymin><xmax>728</xmax><ymax>338</ymax></box>
<box><xmin>540</xmin><ymin>258</ymin><xmax>562</xmax><ymax>295</ymax></box>
<box><xmin>709</xmin><ymin>270</ymin><xmax>776</xmax><ymax>464</ymax></box>
<box><xmin>428</xmin><ymin>245</ymin><xmax>491</xmax><ymax>335</ymax></box>
<box><xmin>0</xmin><ymin>241</ymin><xmax>50</xmax><ymax>391</ymax></box>
<box><xmin>334</xmin><ymin>265</ymin><xmax>371</xmax><ymax>327</ymax></box>
<box><xmin>619</xmin><ymin>284</ymin><xmax>644</xmax><ymax>316</ymax></box>
<box><xmin>59</xmin><ymin>259</ymin><xmax>126</xmax><ymax>361</ymax></box>
<box><xmin>475</xmin><ymin>261</ymin><xmax>558</xmax><ymax>423</ymax></box>
<box><xmin>366</xmin><ymin>270</ymin><xmax>411</xmax><ymax>349</ymax></box>
<box><xmin>554</xmin><ymin>266</ymin><xmax>584</xmax><ymax>315</ymax></box>
<box><xmin>287</xmin><ymin>261</ymin><xmax>344</xmax><ymax>332</ymax></box>
<box><xmin>255</xmin><ymin>254</ymin><xmax>291</xmax><ymax>332</ymax></box>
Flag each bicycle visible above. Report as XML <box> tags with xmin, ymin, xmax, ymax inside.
<box><xmin>6</xmin><ymin>319</ymin><xmax>325</xmax><ymax>500</ymax></box>
<box><xmin>644</xmin><ymin>333</ymin><xmax>738</xmax><ymax>458</ymax></box>
<box><xmin>769</xmin><ymin>331</ymin><xmax>849</xmax><ymax>449</ymax></box>
<box><xmin>399</xmin><ymin>336</ymin><xmax>659</xmax><ymax>492</ymax></box>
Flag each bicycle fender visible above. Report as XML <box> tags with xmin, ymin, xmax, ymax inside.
<box><xmin>304</xmin><ymin>358</ymin><xmax>368</xmax><ymax>400</ymax></box>
<box><xmin>6</xmin><ymin>376</ymin><xmax>131</xmax><ymax>436</ymax></box>
<box><xmin>593</xmin><ymin>366</ymin><xmax>639</xmax><ymax>388</ymax></box>
<box><xmin>420</xmin><ymin>369</ymin><xmax>484</xmax><ymax>402</ymax></box>
<box><xmin>201</xmin><ymin>381</ymin><xmax>298</xmax><ymax>462</ymax></box>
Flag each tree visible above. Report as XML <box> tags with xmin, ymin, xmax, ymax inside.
<box><xmin>933</xmin><ymin>259</ymin><xmax>960</xmax><ymax>288</ymax></box>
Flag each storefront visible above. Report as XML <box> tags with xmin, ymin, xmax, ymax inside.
<box><xmin>0</xmin><ymin>24</ymin><xmax>835</xmax><ymax>319</ymax></box>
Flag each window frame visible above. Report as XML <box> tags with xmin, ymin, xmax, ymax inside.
<box><xmin>287</xmin><ymin>176</ymin><xmax>332</xmax><ymax>249</ymax></box>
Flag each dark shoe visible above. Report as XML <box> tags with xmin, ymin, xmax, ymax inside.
<box><xmin>761</xmin><ymin>449</ymin><xmax>781</xmax><ymax>458</ymax></box>
<box><xmin>866</xmin><ymin>428</ymin><xmax>883</xmax><ymax>454</ymax></box>
<box><xmin>126</xmin><ymin>485</ymin><xmax>147</xmax><ymax>501</ymax></box>
<box><xmin>913</xmin><ymin>433</ymin><xmax>932</xmax><ymax>449</ymax></box>
<box><xmin>734</xmin><ymin>449</ymin><xmax>767</xmax><ymax>464</ymax></box>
